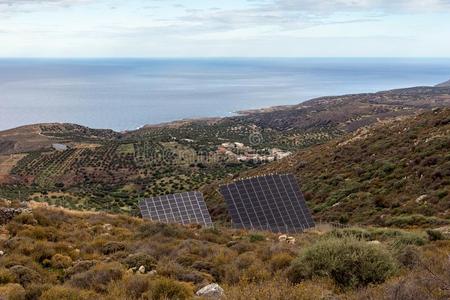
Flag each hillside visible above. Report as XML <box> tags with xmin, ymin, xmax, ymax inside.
<box><xmin>0</xmin><ymin>202</ymin><xmax>448</xmax><ymax>299</ymax></box>
<box><xmin>233</xmin><ymin>108</ymin><xmax>450</xmax><ymax>227</ymax></box>
<box><xmin>0</xmin><ymin>123</ymin><xmax>119</xmax><ymax>156</ymax></box>
<box><xmin>1</xmin><ymin>84</ymin><xmax>450</xmax><ymax>220</ymax></box>
<box><xmin>436</xmin><ymin>80</ymin><xmax>450</xmax><ymax>87</ymax></box>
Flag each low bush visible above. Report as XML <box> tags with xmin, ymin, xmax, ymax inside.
<box><xmin>64</xmin><ymin>260</ymin><xmax>96</xmax><ymax>279</ymax></box>
<box><xmin>385</xmin><ymin>214</ymin><xmax>449</xmax><ymax>228</ymax></box>
<box><xmin>0</xmin><ymin>283</ymin><xmax>26</xmax><ymax>300</ymax></box>
<box><xmin>40</xmin><ymin>286</ymin><xmax>97</xmax><ymax>300</ymax></box>
<box><xmin>18</xmin><ymin>226</ymin><xmax>58</xmax><ymax>242</ymax></box>
<box><xmin>137</xmin><ymin>223</ymin><xmax>183</xmax><ymax>238</ymax></box>
<box><xmin>122</xmin><ymin>275</ymin><xmax>151</xmax><ymax>299</ymax></box>
<box><xmin>395</xmin><ymin>245</ymin><xmax>421</xmax><ymax>269</ymax></box>
<box><xmin>68</xmin><ymin>262</ymin><xmax>124</xmax><ymax>293</ymax></box>
<box><xmin>23</xmin><ymin>283</ymin><xmax>52</xmax><ymax>300</ymax></box>
<box><xmin>392</xmin><ymin>232</ymin><xmax>426</xmax><ymax>247</ymax></box>
<box><xmin>51</xmin><ymin>254</ymin><xmax>73</xmax><ymax>269</ymax></box>
<box><xmin>9</xmin><ymin>265</ymin><xmax>42</xmax><ymax>287</ymax></box>
<box><xmin>0</xmin><ymin>268</ymin><xmax>15</xmax><ymax>284</ymax></box>
<box><xmin>426</xmin><ymin>229</ymin><xmax>445</xmax><ymax>241</ymax></box>
<box><xmin>241</xmin><ymin>261</ymin><xmax>271</xmax><ymax>283</ymax></box>
<box><xmin>12</xmin><ymin>213</ymin><xmax>37</xmax><ymax>225</ymax></box>
<box><xmin>31</xmin><ymin>242</ymin><xmax>56</xmax><ymax>264</ymax></box>
<box><xmin>145</xmin><ymin>278</ymin><xmax>194</xmax><ymax>300</ymax></box>
<box><xmin>329</xmin><ymin>227</ymin><xmax>373</xmax><ymax>240</ymax></box>
<box><xmin>270</xmin><ymin>252</ymin><xmax>295</xmax><ymax>272</ymax></box>
<box><xmin>123</xmin><ymin>253</ymin><xmax>157</xmax><ymax>271</ymax></box>
<box><xmin>101</xmin><ymin>241</ymin><xmax>126</xmax><ymax>255</ymax></box>
<box><xmin>249</xmin><ymin>234</ymin><xmax>265</xmax><ymax>243</ymax></box>
<box><xmin>234</xmin><ymin>252</ymin><xmax>257</xmax><ymax>269</ymax></box>
<box><xmin>287</xmin><ymin>237</ymin><xmax>397</xmax><ymax>289</ymax></box>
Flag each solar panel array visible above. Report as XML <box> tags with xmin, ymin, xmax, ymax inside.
<box><xmin>219</xmin><ymin>174</ymin><xmax>315</xmax><ymax>233</ymax></box>
<box><xmin>139</xmin><ymin>191</ymin><xmax>213</xmax><ymax>227</ymax></box>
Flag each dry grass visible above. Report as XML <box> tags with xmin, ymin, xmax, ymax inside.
<box><xmin>0</xmin><ymin>206</ymin><xmax>448</xmax><ymax>299</ymax></box>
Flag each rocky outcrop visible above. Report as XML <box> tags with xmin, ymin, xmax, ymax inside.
<box><xmin>196</xmin><ymin>283</ymin><xmax>224</xmax><ymax>299</ymax></box>
<box><xmin>0</xmin><ymin>207</ymin><xmax>31</xmax><ymax>225</ymax></box>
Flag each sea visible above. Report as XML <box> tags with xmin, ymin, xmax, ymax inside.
<box><xmin>1</xmin><ymin>58</ymin><xmax>450</xmax><ymax>131</ymax></box>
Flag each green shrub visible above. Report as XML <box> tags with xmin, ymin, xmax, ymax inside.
<box><xmin>0</xmin><ymin>268</ymin><xmax>15</xmax><ymax>284</ymax></box>
<box><xmin>249</xmin><ymin>234</ymin><xmax>265</xmax><ymax>243</ymax></box>
<box><xmin>426</xmin><ymin>229</ymin><xmax>445</xmax><ymax>241</ymax></box>
<box><xmin>393</xmin><ymin>232</ymin><xmax>426</xmax><ymax>246</ymax></box>
<box><xmin>328</xmin><ymin>228</ymin><xmax>373</xmax><ymax>240</ymax></box>
<box><xmin>385</xmin><ymin>214</ymin><xmax>449</xmax><ymax>227</ymax></box>
<box><xmin>123</xmin><ymin>253</ymin><xmax>157</xmax><ymax>271</ymax></box>
<box><xmin>145</xmin><ymin>278</ymin><xmax>193</xmax><ymax>300</ymax></box>
<box><xmin>287</xmin><ymin>237</ymin><xmax>397</xmax><ymax>289</ymax></box>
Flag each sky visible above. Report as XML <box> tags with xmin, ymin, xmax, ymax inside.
<box><xmin>0</xmin><ymin>0</ymin><xmax>449</xmax><ymax>57</ymax></box>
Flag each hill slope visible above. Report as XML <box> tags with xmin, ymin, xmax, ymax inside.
<box><xmin>0</xmin><ymin>203</ymin><xmax>448</xmax><ymax>299</ymax></box>
<box><xmin>237</xmin><ymin>109</ymin><xmax>450</xmax><ymax>226</ymax></box>
<box><xmin>1</xmin><ymin>85</ymin><xmax>450</xmax><ymax>218</ymax></box>
<box><xmin>436</xmin><ymin>80</ymin><xmax>450</xmax><ymax>87</ymax></box>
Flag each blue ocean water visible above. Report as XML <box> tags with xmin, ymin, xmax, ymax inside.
<box><xmin>0</xmin><ymin>58</ymin><xmax>449</xmax><ymax>131</ymax></box>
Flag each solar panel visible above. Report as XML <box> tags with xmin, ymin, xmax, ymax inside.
<box><xmin>139</xmin><ymin>191</ymin><xmax>213</xmax><ymax>227</ymax></box>
<box><xmin>219</xmin><ymin>174</ymin><xmax>315</xmax><ymax>233</ymax></box>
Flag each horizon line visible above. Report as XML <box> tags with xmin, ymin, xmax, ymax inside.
<box><xmin>1</xmin><ymin>56</ymin><xmax>450</xmax><ymax>60</ymax></box>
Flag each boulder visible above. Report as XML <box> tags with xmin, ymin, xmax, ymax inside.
<box><xmin>286</xmin><ymin>237</ymin><xmax>296</xmax><ymax>244</ymax></box>
<box><xmin>196</xmin><ymin>283</ymin><xmax>224</xmax><ymax>299</ymax></box>
<box><xmin>415</xmin><ymin>195</ymin><xmax>428</xmax><ymax>204</ymax></box>
<box><xmin>138</xmin><ymin>265</ymin><xmax>146</xmax><ymax>274</ymax></box>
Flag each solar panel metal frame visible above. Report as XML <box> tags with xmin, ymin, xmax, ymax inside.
<box><xmin>219</xmin><ymin>174</ymin><xmax>315</xmax><ymax>233</ymax></box>
<box><xmin>139</xmin><ymin>191</ymin><xmax>213</xmax><ymax>227</ymax></box>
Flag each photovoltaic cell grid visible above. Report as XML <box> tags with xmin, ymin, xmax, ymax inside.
<box><xmin>139</xmin><ymin>191</ymin><xmax>213</xmax><ymax>227</ymax></box>
<box><xmin>219</xmin><ymin>174</ymin><xmax>315</xmax><ymax>233</ymax></box>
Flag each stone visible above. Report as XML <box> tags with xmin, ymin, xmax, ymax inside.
<box><xmin>196</xmin><ymin>283</ymin><xmax>224</xmax><ymax>299</ymax></box>
<box><xmin>0</xmin><ymin>250</ymin><xmax>4</xmax><ymax>256</ymax></box>
<box><xmin>102</xmin><ymin>224</ymin><xmax>113</xmax><ymax>231</ymax></box>
<box><xmin>138</xmin><ymin>265</ymin><xmax>146</xmax><ymax>274</ymax></box>
<box><xmin>368</xmin><ymin>240</ymin><xmax>381</xmax><ymax>245</ymax></box>
<box><xmin>278</xmin><ymin>234</ymin><xmax>287</xmax><ymax>242</ymax></box>
<box><xmin>149</xmin><ymin>270</ymin><xmax>157</xmax><ymax>276</ymax></box>
<box><xmin>415</xmin><ymin>195</ymin><xmax>428</xmax><ymax>204</ymax></box>
<box><xmin>286</xmin><ymin>237</ymin><xmax>296</xmax><ymax>244</ymax></box>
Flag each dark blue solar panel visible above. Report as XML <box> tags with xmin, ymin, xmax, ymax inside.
<box><xmin>139</xmin><ymin>191</ymin><xmax>213</xmax><ymax>227</ymax></box>
<box><xmin>219</xmin><ymin>174</ymin><xmax>315</xmax><ymax>233</ymax></box>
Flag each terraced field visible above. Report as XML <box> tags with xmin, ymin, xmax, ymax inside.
<box><xmin>2</xmin><ymin>84</ymin><xmax>450</xmax><ymax>215</ymax></box>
